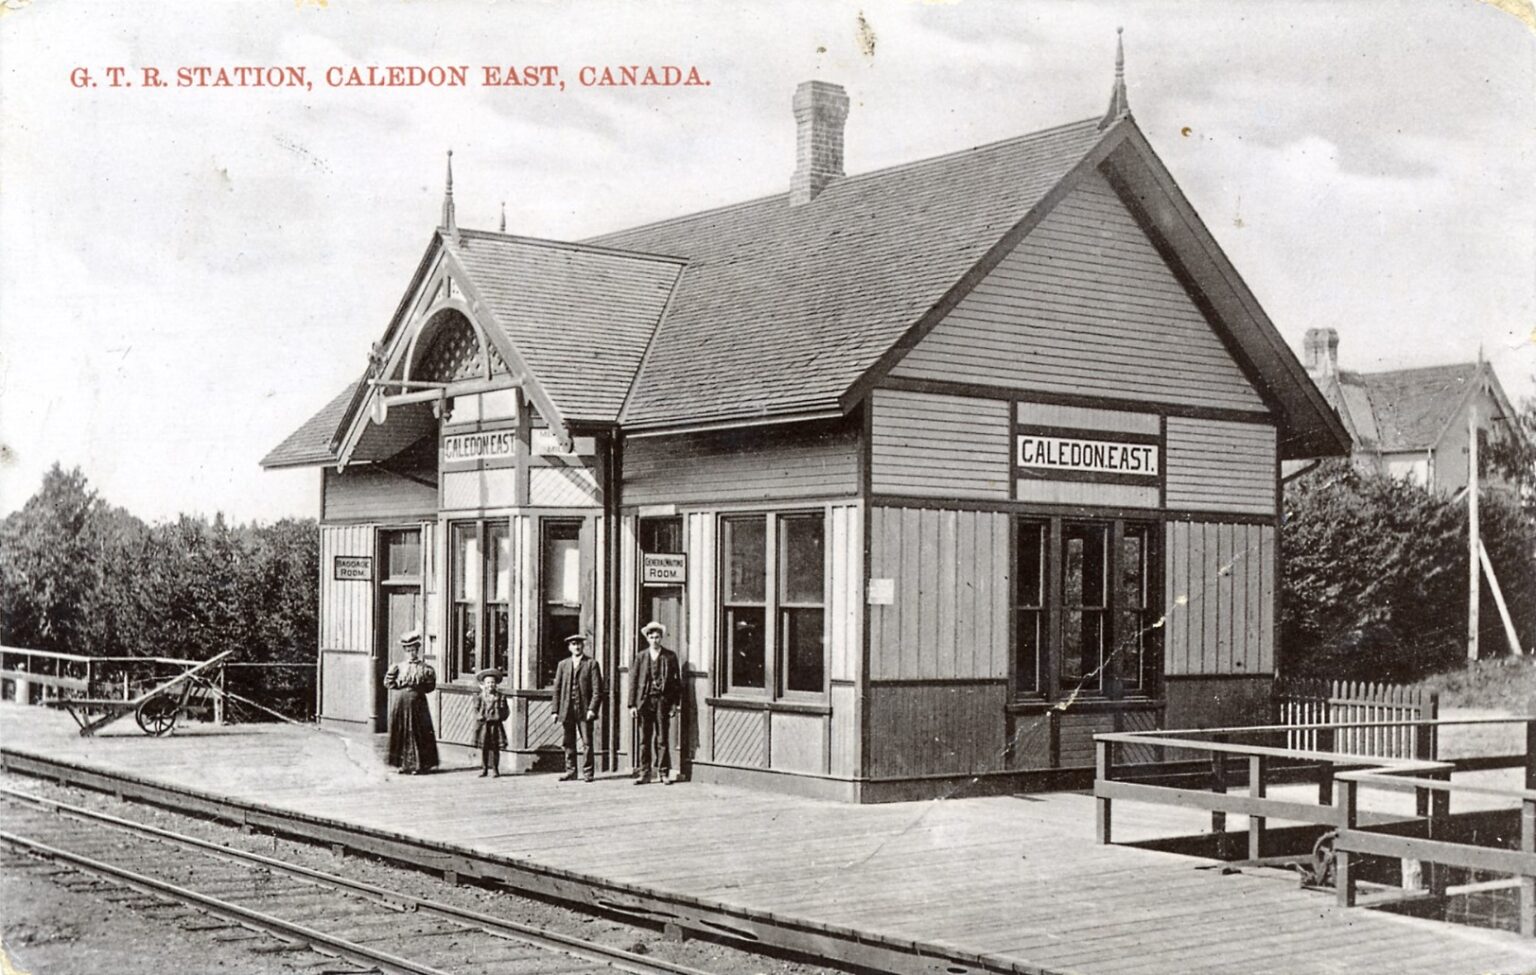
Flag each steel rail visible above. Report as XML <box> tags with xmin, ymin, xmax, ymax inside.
<box><xmin>0</xmin><ymin>785</ymin><xmax>716</xmax><ymax>975</ymax></box>
<box><xmin>0</xmin><ymin>827</ymin><xmax>451</xmax><ymax>975</ymax></box>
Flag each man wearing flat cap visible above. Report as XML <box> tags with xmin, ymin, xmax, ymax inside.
<box><xmin>552</xmin><ymin>633</ymin><xmax>604</xmax><ymax>782</ymax></box>
<box><xmin>629</xmin><ymin>621</ymin><xmax>681</xmax><ymax>785</ymax></box>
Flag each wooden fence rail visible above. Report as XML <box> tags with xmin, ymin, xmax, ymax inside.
<box><xmin>1274</xmin><ymin>678</ymin><xmax>1438</xmax><ymax>758</ymax></box>
<box><xmin>1095</xmin><ymin>717</ymin><xmax>1536</xmax><ymax>936</ymax></box>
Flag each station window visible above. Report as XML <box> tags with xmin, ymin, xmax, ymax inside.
<box><xmin>537</xmin><ymin>520</ymin><xmax>584</xmax><ymax>688</ymax></box>
<box><xmin>720</xmin><ymin>511</ymin><xmax>827</xmax><ymax>698</ymax></box>
<box><xmin>449</xmin><ymin>520</ymin><xmax>511</xmax><ymax>679</ymax></box>
<box><xmin>1014</xmin><ymin>521</ymin><xmax>1046</xmax><ymax>694</ymax></box>
<box><xmin>1015</xmin><ymin>518</ymin><xmax>1158</xmax><ymax>700</ymax></box>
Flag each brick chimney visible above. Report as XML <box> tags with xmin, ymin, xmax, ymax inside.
<box><xmin>790</xmin><ymin>81</ymin><xmax>849</xmax><ymax>206</ymax></box>
<box><xmin>1304</xmin><ymin>327</ymin><xmax>1339</xmax><ymax>377</ymax></box>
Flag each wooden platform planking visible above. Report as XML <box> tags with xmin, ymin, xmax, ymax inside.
<box><xmin>2</xmin><ymin>703</ymin><xmax>1534</xmax><ymax>975</ymax></box>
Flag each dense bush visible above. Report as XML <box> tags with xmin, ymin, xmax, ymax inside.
<box><xmin>0</xmin><ymin>464</ymin><xmax>318</xmax><ymax>719</ymax></box>
<box><xmin>1281</xmin><ymin>459</ymin><xmax>1536</xmax><ymax>682</ymax></box>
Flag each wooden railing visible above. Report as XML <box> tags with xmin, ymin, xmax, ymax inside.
<box><xmin>1094</xmin><ymin>717</ymin><xmax>1536</xmax><ymax>935</ymax></box>
<box><xmin>1</xmin><ymin>646</ymin><xmax>215</xmax><ymax>710</ymax></box>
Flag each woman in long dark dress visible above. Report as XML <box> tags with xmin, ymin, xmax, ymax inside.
<box><xmin>384</xmin><ymin>630</ymin><xmax>439</xmax><ymax>774</ymax></box>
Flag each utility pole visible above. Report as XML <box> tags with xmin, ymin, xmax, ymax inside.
<box><xmin>1468</xmin><ymin>405</ymin><xmax>1480</xmax><ymax>662</ymax></box>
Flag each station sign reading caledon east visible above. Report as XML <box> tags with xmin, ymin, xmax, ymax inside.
<box><xmin>1016</xmin><ymin>433</ymin><xmax>1160</xmax><ymax>477</ymax></box>
<box><xmin>442</xmin><ymin>431</ymin><xmax>516</xmax><ymax>463</ymax></box>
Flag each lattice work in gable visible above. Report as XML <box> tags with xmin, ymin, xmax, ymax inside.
<box><xmin>488</xmin><ymin>343</ymin><xmax>510</xmax><ymax>376</ymax></box>
<box><xmin>418</xmin><ymin>319</ymin><xmax>486</xmax><ymax>383</ymax></box>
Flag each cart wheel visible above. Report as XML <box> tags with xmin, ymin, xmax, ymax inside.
<box><xmin>135</xmin><ymin>696</ymin><xmax>178</xmax><ymax>736</ymax></box>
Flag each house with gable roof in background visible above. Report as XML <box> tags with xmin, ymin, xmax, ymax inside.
<box><xmin>264</xmin><ymin>38</ymin><xmax>1351</xmax><ymax>802</ymax></box>
<box><xmin>1300</xmin><ymin>326</ymin><xmax>1524</xmax><ymax>494</ymax></box>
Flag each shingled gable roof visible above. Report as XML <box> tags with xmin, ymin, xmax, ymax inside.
<box><xmin>593</xmin><ymin>118</ymin><xmax>1109</xmax><ymax>429</ymax></box>
<box><xmin>260</xmin><ymin>231</ymin><xmax>684</xmax><ymax>470</ymax></box>
<box><xmin>265</xmin><ymin>107</ymin><xmax>1352</xmax><ymax>470</ymax></box>
<box><xmin>1335</xmin><ymin>362</ymin><xmax>1504</xmax><ymax>453</ymax></box>
<box><xmin>593</xmin><ymin>116</ymin><xmax>1349</xmax><ymax>459</ymax></box>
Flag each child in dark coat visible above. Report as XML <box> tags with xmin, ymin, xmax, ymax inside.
<box><xmin>473</xmin><ymin>668</ymin><xmax>510</xmax><ymax>777</ymax></box>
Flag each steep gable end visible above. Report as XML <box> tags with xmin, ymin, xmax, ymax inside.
<box><xmin>889</xmin><ymin>170</ymin><xmax>1265</xmax><ymax>413</ymax></box>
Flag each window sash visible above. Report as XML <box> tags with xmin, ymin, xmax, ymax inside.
<box><xmin>719</xmin><ymin>511</ymin><xmax>827</xmax><ymax>699</ymax></box>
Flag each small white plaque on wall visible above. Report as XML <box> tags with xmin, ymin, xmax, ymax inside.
<box><xmin>867</xmin><ymin>578</ymin><xmax>895</xmax><ymax>605</ymax></box>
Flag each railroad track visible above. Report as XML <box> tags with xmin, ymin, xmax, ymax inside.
<box><xmin>0</xmin><ymin>785</ymin><xmax>716</xmax><ymax>975</ymax></box>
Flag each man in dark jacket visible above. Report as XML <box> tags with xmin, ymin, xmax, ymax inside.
<box><xmin>552</xmin><ymin>633</ymin><xmax>604</xmax><ymax>782</ymax></box>
<box><xmin>628</xmin><ymin>621</ymin><xmax>682</xmax><ymax>785</ymax></box>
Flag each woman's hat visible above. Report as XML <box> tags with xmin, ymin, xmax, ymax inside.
<box><xmin>399</xmin><ymin>629</ymin><xmax>422</xmax><ymax>646</ymax></box>
<box><xmin>641</xmin><ymin>621</ymin><xmax>666</xmax><ymax>638</ymax></box>
<box><xmin>475</xmin><ymin>667</ymin><xmax>504</xmax><ymax>682</ymax></box>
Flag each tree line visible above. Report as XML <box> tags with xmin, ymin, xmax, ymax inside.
<box><xmin>0</xmin><ymin>465</ymin><xmax>317</xmax><ymax>718</ymax></box>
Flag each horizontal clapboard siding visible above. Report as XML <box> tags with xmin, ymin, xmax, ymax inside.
<box><xmin>1166</xmin><ymin>418</ymin><xmax>1276</xmax><ymax>515</ymax></box>
<box><xmin>870</xmin><ymin>389</ymin><xmax>1010</xmax><ymax>499</ymax></box>
<box><xmin>890</xmin><ymin>171</ymin><xmax>1267</xmax><ymax>413</ymax></box>
<box><xmin>323</xmin><ymin>466</ymin><xmax>437</xmax><ymax>522</ymax></box>
<box><xmin>1165</xmin><ymin>521</ymin><xmax>1275</xmax><ymax>676</ymax></box>
<box><xmin>623</xmin><ymin>419</ymin><xmax>858</xmax><ymax>506</ymax></box>
<box><xmin>869</xmin><ymin>506</ymin><xmax>1011</xmax><ymax>681</ymax></box>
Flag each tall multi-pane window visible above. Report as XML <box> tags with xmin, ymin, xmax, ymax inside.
<box><xmin>1015</xmin><ymin>521</ymin><xmax>1046</xmax><ymax>695</ymax></box>
<box><xmin>538</xmin><ymin>521</ymin><xmax>583</xmax><ymax>688</ymax></box>
<box><xmin>722</xmin><ymin>516</ymin><xmax>767</xmax><ymax>692</ymax></box>
<box><xmin>1062</xmin><ymin>523</ymin><xmax>1109</xmax><ymax>692</ymax></box>
<box><xmin>720</xmin><ymin>512</ymin><xmax>826</xmax><ymax>698</ymax></box>
<box><xmin>1018</xmin><ymin>518</ymin><xmax>1159</xmax><ymax>700</ymax></box>
<box><xmin>1116</xmin><ymin>524</ymin><xmax>1152</xmax><ymax>692</ymax></box>
<box><xmin>450</xmin><ymin>521</ymin><xmax>510</xmax><ymax>679</ymax></box>
<box><xmin>778</xmin><ymin>514</ymin><xmax>825</xmax><ymax>695</ymax></box>
<box><xmin>451</xmin><ymin>523</ymin><xmax>481</xmax><ymax>677</ymax></box>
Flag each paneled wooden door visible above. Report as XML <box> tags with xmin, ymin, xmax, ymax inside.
<box><xmin>376</xmin><ymin>528</ymin><xmax>423</xmax><ymax>733</ymax></box>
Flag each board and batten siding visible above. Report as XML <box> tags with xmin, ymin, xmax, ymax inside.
<box><xmin>869</xmin><ymin>389</ymin><xmax>1010</xmax><ymax>499</ymax></box>
<box><xmin>323</xmin><ymin>466</ymin><xmax>437</xmax><ymax>522</ymax></box>
<box><xmin>869</xmin><ymin>506</ymin><xmax>1010</xmax><ymax>681</ymax></box>
<box><xmin>1164</xmin><ymin>520</ymin><xmax>1275</xmax><ymax>676</ymax></box>
<box><xmin>889</xmin><ymin>170</ymin><xmax>1267</xmax><ymax>414</ymax></box>
<box><xmin>319</xmin><ymin>524</ymin><xmax>374</xmax><ymax>726</ymax></box>
<box><xmin>1165</xmin><ymin>418</ymin><xmax>1277</xmax><ymax>515</ymax></box>
<box><xmin>623</xmin><ymin>420</ymin><xmax>858</xmax><ymax>506</ymax></box>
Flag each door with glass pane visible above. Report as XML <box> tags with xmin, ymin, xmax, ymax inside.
<box><xmin>449</xmin><ymin>521</ymin><xmax>512</xmax><ymax>682</ymax></box>
<box><xmin>376</xmin><ymin>528</ymin><xmax>422</xmax><ymax>732</ymax></box>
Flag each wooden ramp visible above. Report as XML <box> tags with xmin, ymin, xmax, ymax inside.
<box><xmin>2</xmin><ymin>702</ymin><xmax>1533</xmax><ymax>975</ymax></box>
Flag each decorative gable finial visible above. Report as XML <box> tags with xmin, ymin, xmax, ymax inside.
<box><xmin>499</xmin><ymin>200</ymin><xmax>507</xmax><ymax>233</ymax></box>
<box><xmin>440</xmin><ymin>150</ymin><xmax>457</xmax><ymax>235</ymax></box>
<box><xmin>1098</xmin><ymin>27</ymin><xmax>1130</xmax><ymax>131</ymax></box>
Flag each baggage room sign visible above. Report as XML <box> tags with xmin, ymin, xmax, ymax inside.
<box><xmin>1015</xmin><ymin>429</ymin><xmax>1159</xmax><ymax>480</ymax></box>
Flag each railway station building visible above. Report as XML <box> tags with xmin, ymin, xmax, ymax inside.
<box><xmin>263</xmin><ymin>59</ymin><xmax>1350</xmax><ymax>801</ymax></box>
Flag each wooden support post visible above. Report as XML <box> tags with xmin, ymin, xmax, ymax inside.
<box><xmin>1248</xmin><ymin>754</ymin><xmax>1268</xmax><ymax>861</ymax></box>
<box><xmin>1522</xmin><ymin>798</ymin><xmax>1535</xmax><ymax>938</ymax></box>
<box><xmin>1095</xmin><ymin>739</ymin><xmax>1114</xmax><ymax>845</ymax></box>
<box><xmin>214</xmin><ymin>666</ymin><xmax>226</xmax><ymax>726</ymax></box>
<box><xmin>1468</xmin><ymin>404</ymin><xmax>1480</xmax><ymax>662</ymax></box>
<box><xmin>1427</xmin><ymin>785</ymin><xmax>1451</xmax><ymax>899</ymax></box>
<box><xmin>1415</xmin><ymin>723</ymin><xmax>1434</xmax><ymax>817</ymax></box>
<box><xmin>1526</xmin><ymin>720</ymin><xmax>1536</xmax><ymax>791</ymax></box>
<box><xmin>1211</xmin><ymin>735</ymin><xmax>1229</xmax><ymax>838</ymax></box>
<box><xmin>1317</xmin><ymin>726</ymin><xmax>1335</xmax><ymax>806</ymax></box>
<box><xmin>1336</xmin><ymin>778</ymin><xmax>1358</xmax><ymax>908</ymax></box>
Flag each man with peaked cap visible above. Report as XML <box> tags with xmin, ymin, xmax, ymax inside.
<box><xmin>629</xmin><ymin>621</ymin><xmax>681</xmax><ymax>785</ymax></box>
<box><xmin>552</xmin><ymin>633</ymin><xmax>604</xmax><ymax>782</ymax></box>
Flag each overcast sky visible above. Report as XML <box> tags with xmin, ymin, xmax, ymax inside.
<box><xmin>1</xmin><ymin>0</ymin><xmax>1532</xmax><ymax>524</ymax></box>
